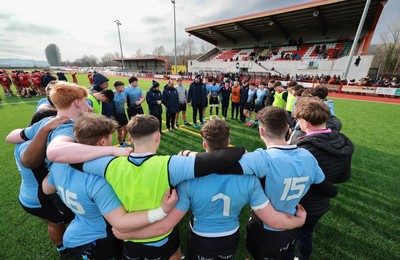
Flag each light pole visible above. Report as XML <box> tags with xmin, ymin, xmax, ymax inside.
<box><xmin>114</xmin><ymin>19</ymin><xmax>125</xmax><ymax>70</ymax></box>
<box><xmin>171</xmin><ymin>0</ymin><xmax>177</xmax><ymax>75</ymax></box>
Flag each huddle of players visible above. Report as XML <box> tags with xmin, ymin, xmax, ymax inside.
<box><xmin>0</xmin><ymin>69</ymin><xmax>69</xmax><ymax>98</ymax></box>
<box><xmin>6</xmin><ymin>78</ymin><xmax>353</xmax><ymax>259</ymax></box>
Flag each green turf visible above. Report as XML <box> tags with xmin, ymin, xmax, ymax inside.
<box><xmin>0</xmin><ymin>74</ymin><xmax>399</xmax><ymax>259</ymax></box>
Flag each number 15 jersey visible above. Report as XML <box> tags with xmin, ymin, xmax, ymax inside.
<box><xmin>239</xmin><ymin>145</ymin><xmax>325</xmax><ymax>231</ymax></box>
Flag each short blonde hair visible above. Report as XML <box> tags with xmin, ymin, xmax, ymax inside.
<box><xmin>74</xmin><ymin>112</ymin><xmax>118</xmax><ymax>145</ymax></box>
<box><xmin>50</xmin><ymin>82</ymin><xmax>88</xmax><ymax>109</ymax></box>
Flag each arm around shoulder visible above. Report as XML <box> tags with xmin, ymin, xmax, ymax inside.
<box><xmin>5</xmin><ymin>129</ymin><xmax>24</xmax><ymax>144</ymax></box>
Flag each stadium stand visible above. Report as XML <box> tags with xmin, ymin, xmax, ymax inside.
<box><xmin>185</xmin><ymin>0</ymin><xmax>386</xmax><ymax>82</ymax></box>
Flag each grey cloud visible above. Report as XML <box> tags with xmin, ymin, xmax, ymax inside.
<box><xmin>141</xmin><ymin>16</ymin><xmax>165</xmax><ymax>24</ymax></box>
<box><xmin>4</xmin><ymin>22</ymin><xmax>61</xmax><ymax>35</ymax></box>
<box><xmin>0</xmin><ymin>11</ymin><xmax>63</xmax><ymax>36</ymax></box>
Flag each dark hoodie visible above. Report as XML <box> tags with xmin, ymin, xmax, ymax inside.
<box><xmin>293</xmin><ymin>130</ymin><xmax>354</xmax><ymax>215</ymax></box>
<box><xmin>90</xmin><ymin>73</ymin><xmax>109</xmax><ymax>93</ymax></box>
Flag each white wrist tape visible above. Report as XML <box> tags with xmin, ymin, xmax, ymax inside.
<box><xmin>148</xmin><ymin>207</ymin><xmax>167</xmax><ymax>223</ymax></box>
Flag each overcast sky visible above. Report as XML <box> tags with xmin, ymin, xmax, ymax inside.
<box><xmin>1</xmin><ymin>0</ymin><xmax>398</xmax><ymax>61</ymax></box>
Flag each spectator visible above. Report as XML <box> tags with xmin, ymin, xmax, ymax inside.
<box><xmin>354</xmin><ymin>56</ymin><xmax>361</xmax><ymax>66</ymax></box>
<box><xmin>56</xmin><ymin>72</ymin><xmax>67</xmax><ymax>82</ymax></box>
<box><xmin>188</xmin><ymin>75</ymin><xmax>208</xmax><ymax>128</ymax></box>
<box><xmin>146</xmin><ymin>80</ymin><xmax>163</xmax><ymax>134</ymax></box>
<box><xmin>220</xmin><ymin>78</ymin><xmax>232</xmax><ymax>120</ymax></box>
<box><xmin>175</xmin><ymin>78</ymin><xmax>190</xmax><ymax>126</ymax></box>
<box><xmin>288</xmin><ymin>97</ymin><xmax>354</xmax><ymax>260</ymax></box>
<box><xmin>162</xmin><ymin>79</ymin><xmax>179</xmax><ymax>131</ymax></box>
<box><xmin>231</xmin><ymin>81</ymin><xmax>241</xmax><ymax>120</ymax></box>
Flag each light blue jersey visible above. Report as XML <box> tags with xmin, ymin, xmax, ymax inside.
<box><xmin>34</xmin><ymin>98</ymin><xmax>51</xmax><ymax>112</ymax></box>
<box><xmin>255</xmin><ymin>89</ymin><xmax>266</xmax><ymax>105</ymax></box>
<box><xmin>324</xmin><ymin>100</ymin><xmax>335</xmax><ymax>116</ymax></box>
<box><xmin>47</xmin><ymin>163</ymin><xmax>122</xmax><ymax>248</ymax></box>
<box><xmin>124</xmin><ymin>86</ymin><xmax>143</xmax><ymax>107</ymax></box>
<box><xmin>176</xmin><ymin>174</ymin><xmax>268</xmax><ymax>237</ymax></box>
<box><xmin>206</xmin><ymin>84</ymin><xmax>212</xmax><ymax>94</ymax></box>
<box><xmin>247</xmin><ymin>89</ymin><xmax>257</xmax><ymax>103</ymax></box>
<box><xmin>209</xmin><ymin>84</ymin><xmax>220</xmax><ymax>96</ymax></box>
<box><xmin>239</xmin><ymin>145</ymin><xmax>325</xmax><ymax>231</ymax></box>
<box><xmin>114</xmin><ymin>91</ymin><xmax>126</xmax><ymax>114</ymax></box>
<box><xmin>24</xmin><ymin>117</ymin><xmax>75</xmax><ymax>168</ymax></box>
<box><xmin>14</xmin><ymin>141</ymin><xmax>45</xmax><ymax>208</ymax></box>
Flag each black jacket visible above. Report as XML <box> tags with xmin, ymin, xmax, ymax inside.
<box><xmin>162</xmin><ymin>86</ymin><xmax>179</xmax><ymax>114</ymax></box>
<box><xmin>146</xmin><ymin>88</ymin><xmax>162</xmax><ymax>116</ymax></box>
<box><xmin>188</xmin><ymin>81</ymin><xmax>207</xmax><ymax>108</ymax></box>
<box><xmin>293</xmin><ymin>130</ymin><xmax>354</xmax><ymax>215</ymax></box>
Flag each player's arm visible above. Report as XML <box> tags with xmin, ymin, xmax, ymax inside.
<box><xmin>254</xmin><ymin>203</ymin><xmax>306</xmax><ymax>230</ymax></box>
<box><xmin>169</xmin><ymin>147</ymin><xmax>246</xmax><ymax>185</ymax></box>
<box><xmin>5</xmin><ymin>129</ymin><xmax>25</xmax><ymax>144</ymax></box>
<box><xmin>112</xmin><ymin>207</ymin><xmax>187</xmax><ymax>240</ymax></box>
<box><xmin>47</xmin><ymin>136</ymin><xmax>132</xmax><ymax>164</ymax></box>
<box><xmin>21</xmin><ymin>117</ymin><xmax>70</xmax><ymax>169</ymax></box>
<box><xmin>42</xmin><ymin>175</ymin><xmax>57</xmax><ymax>195</ymax></box>
<box><xmin>106</xmin><ymin>189</ymin><xmax>178</xmax><ymax>232</ymax></box>
<box><xmin>136</xmin><ymin>94</ymin><xmax>145</xmax><ymax>105</ymax></box>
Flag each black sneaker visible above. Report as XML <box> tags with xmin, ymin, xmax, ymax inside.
<box><xmin>184</xmin><ymin>122</ymin><xmax>190</xmax><ymax>125</ymax></box>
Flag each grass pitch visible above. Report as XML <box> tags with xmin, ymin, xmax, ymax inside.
<box><xmin>0</xmin><ymin>73</ymin><xmax>399</xmax><ymax>259</ymax></box>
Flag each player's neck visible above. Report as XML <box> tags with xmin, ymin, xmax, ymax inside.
<box><xmin>305</xmin><ymin>123</ymin><xmax>327</xmax><ymax>133</ymax></box>
<box><xmin>56</xmin><ymin>110</ymin><xmax>78</xmax><ymax>120</ymax></box>
<box><xmin>265</xmin><ymin>139</ymin><xmax>288</xmax><ymax>148</ymax></box>
<box><xmin>133</xmin><ymin>145</ymin><xmax>158</xmax><ymax>154</ymax></box>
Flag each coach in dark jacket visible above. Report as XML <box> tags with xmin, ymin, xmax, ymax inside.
<box><xmin>146</xmin><ymin>80</ymin><xmax>163</xmax><ymax>133</ymax></box>
<box><xmin>286</xmin><ymin>97</ymin><xmax>354</xmax><ymax>260</ymax></box>
<box><xmin>162</xmin><ymin>80</ymin><xmax>179</xmax><ymax>131</ymax></box>
<box><xmin>239</xmin><ymin>80</ymin><xmax>249</xmax><ymax>122</ymax></box>
<box><xmin>188</xmin><ymin>75</ymin><xmax>207</xmax><ymax>127</ymax></box>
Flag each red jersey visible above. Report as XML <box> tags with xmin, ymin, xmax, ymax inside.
<box><xmin>88</xmin><ymin>73</ymin><xmax>93</xmax><ymax>85</ymax></box>
<box><xmin>0</xmin><ymin>74</ymin><xmax>11</xmax><ymax>87</ymax></box>
<box><xmin>72</xmin><ymin>73</ymin><xmax>78</xmax><ymax>84</ymax></box>
<box><xmin>12</xmin><ymin>72</ymin><xmax>20</xmax><ymax>86</ymax></box>
<box><xmin>19</xmin><ymin>73</ymin><xmax>31</xmax><ymax>88</ymax></box>
<box><xmin>31</xmin><ymin>72</ymin><xmax>42</xmax><ymax>86</ymax></box>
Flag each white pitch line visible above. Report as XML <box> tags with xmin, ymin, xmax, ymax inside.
<box><xmin>0</xmin><ymin>100</ymin><xmax>39</xmax><ymax>106</ymax></box>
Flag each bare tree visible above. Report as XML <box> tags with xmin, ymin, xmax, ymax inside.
<box><xmin>135</xmin><ymin>49</ymin><xmax>145</xmax><ymax>57</ymax></box>
<box><xmin>100</xmin><ymin>52</ymin><xmax>121</xmax><ymax>67</ymax></box>
<box><xmin>73</xmin><ymin>55</ymin><xmax>99</xmax><ymax>67</ymax></box>
<box><xmin>152</xmin><ymin>46</ymin><xmax>166</xmax><ymax>57</ymax></box>
<box><xmin>200</xmin><ymin>42</ymin><xmax>214</xmax><ymax>55</ymax></box>
<box><xmin>177</xmin><ymin>39</ymin><xmax>197</xmax><ymax>66</ymax></box>
<box><xmin>379</xmin><ymin>17</ymin><xmax>400</xmax><ymax>75</ymax></box>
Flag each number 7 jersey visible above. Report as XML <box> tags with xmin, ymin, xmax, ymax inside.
<box><xmin>239</xmin><ymin>145</ymin><xmax>325</xmax><ymax>231</ymax></box>
<box><xmin>176</xmin><ymin>174</ymin><xmax>269</xmax><ymax>237</ymax></box>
